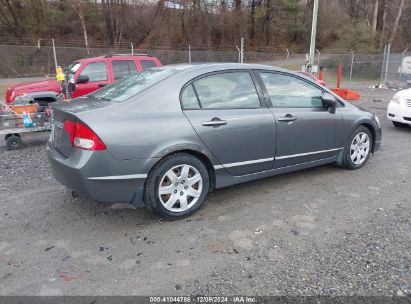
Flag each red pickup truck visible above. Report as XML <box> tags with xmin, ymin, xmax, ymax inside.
<box><xmin>5</xmin><ymin>54</ymin><xmax>162</xmax><ymax>104</ymax></box>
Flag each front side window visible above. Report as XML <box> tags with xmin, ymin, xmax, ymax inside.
<box><xmin>140</xmin><ymin>60</ymin><xmax>156</xmax><ymax>71</ymax></box>
<box><xmin>191</xmin><ymin>72</ymin><xmax>260</xmax><ymax>109</ymax></box>
<box><xmin>112</xmin><ymin>60</ymin><xmax>137</xmax><ymax>80</ymax></box>
<box><xmin>90</xmin><ymin>67</ymin><xmax>177</xmax><ymax>102</ymax></box>
<box><xmin>260</xmin><ymin>72</ymin><xmax>323</xmax><ymax>108</ymax></box>
<box><xmin>79</xmin><ymin>62</ymin><xmax>107</xmax><ymax>82</ymax></box>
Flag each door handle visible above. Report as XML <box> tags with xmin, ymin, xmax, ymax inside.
<box><xmin>99</xmin><ymin>84</ymin><xmax>107</xmax><ymax>88</ymax></box>
<box><xmin>278</xmin><ymin>114</ymin><xmax>297</xmax><ymax>122</ymax></box>
<box><xmin>202</xmin><ymin>118</ymin><xmax>227</xmax><ymax>127</ymax></box>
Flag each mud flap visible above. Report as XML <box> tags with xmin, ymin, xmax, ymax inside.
<box><xmin>335</xmin><ymin>148</ymin><xmax>345</xmax><ymax>166</ymax></box>
<box><xmin>131</xmin><ymin>186</ymin><xmax>145</xmax><ymax>208</ymax></box>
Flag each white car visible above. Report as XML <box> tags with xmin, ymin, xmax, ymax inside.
<box><xmin>398</xmin><ymin>56</ymin><xmax>411</xmax><ymax>86</ymax></box>
<box><xmin>387</xmin><ymin>88</ymin><xmax>411</xmax><ymax>127</ymax></box>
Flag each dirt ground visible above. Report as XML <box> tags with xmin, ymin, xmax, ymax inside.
<box><xmin>0</xmin><ymin>83</ymin><xmax>410</xmax><ymax>297</ymax></box>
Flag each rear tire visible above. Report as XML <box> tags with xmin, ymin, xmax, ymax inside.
<box><xmin>343</xmin><ymin>126</ymin><xmax>372</xmax><ymax>170</ymax></box>
<box><xmin>393</xmin><ymin>121</ymin><xmax>408</xmax><ymax>128</ymax></box>
<box><xmin>144</xmin><ymin>153</ymin><xmax>210</xmax><ymax>220</ymax></box>
<box><xmin>6</xmin><ymin>135</ymin><xmax>22</xmax><ymax>150</ymax></box>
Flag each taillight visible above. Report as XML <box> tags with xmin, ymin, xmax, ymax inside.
<box><xmin>63</xmin><ymin>120</ymin><xmax>106</xmax><ymax>151</ymax></box>
<box><xmin>7</xmin><ymin>88</ymin><xmax>15</xmax><ymax>103</ymax></box>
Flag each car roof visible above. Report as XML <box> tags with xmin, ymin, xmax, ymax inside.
<box><xmin>163</xmin><ymin>62</ymin><xmax>289</xmax><ymax>73</ymax></box>
<box><xmin>77</xmin><ymin>55</ymin><xmax>158</xmax><ymax>63</ymax></box>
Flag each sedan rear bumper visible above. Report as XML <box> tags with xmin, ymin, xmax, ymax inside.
<box><xmin>47</xmin><ymin>141</ymin><xmax>153</xmax><ymax>207</ymax></box>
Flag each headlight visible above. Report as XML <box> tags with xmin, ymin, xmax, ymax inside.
<box><xmin>374</xmin><ymin>115</ymin><xmax>381</xmax><ymax>127</ymax></box>
<box><xmin>392</xmin><ymin>94</ymin><xmax>405</xmax><ymax>105</ymax></box>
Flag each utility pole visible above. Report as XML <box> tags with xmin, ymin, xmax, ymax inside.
<box><xmin>52</xmin><ymin>39</ymin><xmax>58</xmax><ymax>71</ymax></box>
<box><xmin>240</xmin><ymin>37</ymin><xmax>244</xmax><ymax>63</ymax></box>
<box><xmin>308</xmin><ymin>0</ymin><xmax>319</xmax><ymax>73</ymax></box>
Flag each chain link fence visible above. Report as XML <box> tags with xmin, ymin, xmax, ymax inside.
<box><xmin>382</xmin><ymin>50</ymin><xmax>411</xmax><ymax>88</ymax></box>
<box><xmin>0</xmin><ymin>43</ymin><xmax>245</xmax><ymax>78</ymax></box>
<box><xmin>0</xmin><ymin>39</ymin><xmax>408</xmax><ymax>89</ymax></box>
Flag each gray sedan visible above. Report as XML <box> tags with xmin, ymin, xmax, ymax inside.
<box><xmin>47</xmin><ymin>63</ymin><xmax>382</xmax><ymax>219</ymax></box>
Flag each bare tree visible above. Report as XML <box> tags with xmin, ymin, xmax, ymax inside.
<box><xmin>101</xmin><ymin>0</ymin><xmax>125</xmax><ymax>47</ymax></box>
<box><xmin>371</xmin><ymin>0</ymin><xmax>378</xmax><ymax>33</ymax></box>
<box><xmin>69</xmin><ymin>0</ymin><xmax>90</xmax><ymax>54</ymax></box>
<box><xmin>389</xmin><ymin>0</ymin><xmax>405</xmax><ymax>43</ymax></box>
<box><xmin>376</xmin><ymin>0</ymin><xmax>386</xmax><ymax>46</ymax></box>
<box><xmin>0</xmin><ymin>0</ymin><xmax>24</xmax><ymax>37</ymax></box>
<box><xmin>0</xmin><ymin>0</ymin><xmax>409</xmax><ymax>52</ymax></box>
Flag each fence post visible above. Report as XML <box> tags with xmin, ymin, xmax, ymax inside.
<box><xmin>399</xmin><ymin>48</ymin><xmax>408</xmax><ymax>84</ymax></box>
<box><xmin>236</xmin><ymin>45</ymin><xmax>241</xmax><ymax>63</ymax></box>
<box><xmin>188</xmin><ymin>45</ymin><xmax>191</xmax><ymax>63</ymax></box>
<box><xmin>349</xmin><ymin>49</ymin><xmax>355</xmax><ymax>84</ymax></box>
<box><xmin>286</xmin><ymin>48</ymin><xmax>290</xmax><ymax>61</ymax></box>
<box><xmin>380</xmin><ymin>44</ymin><xmax>387</xmax><ymax>86</ymax></box>
<box><xmin>384</xmin><ymin>43</ymin><xmax>391</xmax><ymax>85</ymax></box>
<box><xmin>131</xmin><ymin>43</ymin><xmax>134</xmax><ymax>55</ymax></box>
<box><xmin>240</xmin><ymin>37</ymin><xmax>244</xmax><ymax>63</ymax></box>
<box><xmin>52</xmin><ymin>39</ymin><xmax>58</xmax><ymax>71</ymax></box>
<box><xmin>316</xmin><ymin>49</ymin><xmax>320</xmax><ymax>76</ymax></box>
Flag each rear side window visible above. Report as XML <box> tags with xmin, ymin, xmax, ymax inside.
<box><xmin>112</xmin><ymin>60</ymin><xmax>137</xmax><ymax>80</ymax></box>
<box><xmin>79</xmin><ymin>62</ymin><xmax>107</xmax><ymax>82</ymax></box>
<box><xmin>140</xmin><ymin>60</ymin><xmax>156</xmax><ymax>71</ymax></box>
<box><xmin>260</xmin><ymin>72</ymin><xmax>323</xmax><ymax>108</ymax></box>
<box><xmin>190</xmin><ymin>72</ymin><xmax>261</xmax><ymax>109</ymax></box>
<box><xmin>181</xmin><ymin>84</ymin><xmax>200</xmax><ymax>109</ymax></box>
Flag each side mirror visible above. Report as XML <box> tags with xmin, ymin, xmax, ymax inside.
<box><xmin>322</xmin><ymin>92</ymin><xmax>337</xmax><ymax>114</ymax></box>
<box><xmin>76</xmin><ymin>74</ymin><xmax>89</xmax><ymax>84</ymax></box>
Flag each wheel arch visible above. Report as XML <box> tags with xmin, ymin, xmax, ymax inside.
<box><xmin>20</xmin><ymin>91</ymin><xmax>59</xmax><ymax>105</ymax></box>
<box><xmin>34</xmin><ymin>96</ymin><xmax>57</xmax><ymax>103</ymax></box>
<box><xmin>358</xmin><ymin>122</ymin><xmax>377</xmax><ymax>152</ymax></box>
<box><xmin>149</xmin><ymin>147</ymin><xmax>216</xmax><ymax>191</ymax></box>
<box><xmin>5</xmin><ymin>133</ymin><xmax>20</xmax><ymax>140</ymax></box>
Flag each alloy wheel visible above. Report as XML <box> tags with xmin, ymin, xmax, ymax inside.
<box><xmin>350</xmin><ymin>132</ymin><xmax>370</xmax><ymax>165</ymax></box>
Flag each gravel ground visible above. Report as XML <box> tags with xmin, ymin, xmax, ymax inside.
<box><xmin>0</xmin><ymin>84</ymin><xmax>410</xmax><ymax>297</ymax></box>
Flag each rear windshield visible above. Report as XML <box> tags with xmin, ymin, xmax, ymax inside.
<box><xmin>90</xmin><ymin>67</ymin><xmax>176</xmax><ymax>102</ymax></box>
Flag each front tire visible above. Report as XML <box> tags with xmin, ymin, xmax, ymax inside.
<box><xmin>343</xmin><ymin>126</ymin><xmax>372</xmax><ymax>170</ymax></box>
<box><xmin>144</xmin><ymin>153</ymin><xmax>210</xmax><ymax>220</ymax></box>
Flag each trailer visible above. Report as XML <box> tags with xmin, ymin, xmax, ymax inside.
<box><xmin>0</xmin><ymin>101</ymin><xmax>51</xmax><ymax>150</ymax></box>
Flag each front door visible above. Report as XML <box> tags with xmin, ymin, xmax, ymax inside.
<box><xmin>182</xmin><ymin>71</ymin><xmax>276</xmax><ymax>176</ymax></box>
<box><xmin>72</xmin><ymin>61</ymin><xmax>109</xmax><ymax>98</ymax></box>
<box><xmin>258</xmin><ymin>71</ymin><xmax>339</xmax><ymax>168</ymax></box>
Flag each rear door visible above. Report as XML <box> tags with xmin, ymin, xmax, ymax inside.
<box><xmin>138</xmin><ymin>59</ymin><xmax>158</xmax><ymax>71</ymax></box>
<box><xmin>72</xmin><ymin>61</ymin><xmax>109</xmax><ymax>98</ymax></box>
<box><xmin>257</xmin><ymin>71</ymin><xmax>338</xmax><ymax>168</ymax></box>
<box><xmin>112</xmin><ymin>60</ymin><xmax>137</xmax><ymax>80</ymax></box>
<box><xmin>182</xmin><ymin>71</ymin><xmax>276</xmax><ymax>176</ymax></box>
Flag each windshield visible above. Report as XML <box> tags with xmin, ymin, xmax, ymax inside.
<box><xmin>90</xmin><ymin>67</ymin><xmax>177</xmax><ymax>102</ymax></box>
<box><xmin>66</xmin><ymin>62</ymin><xmax>81</xmax><ymax>74</ymax></box>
